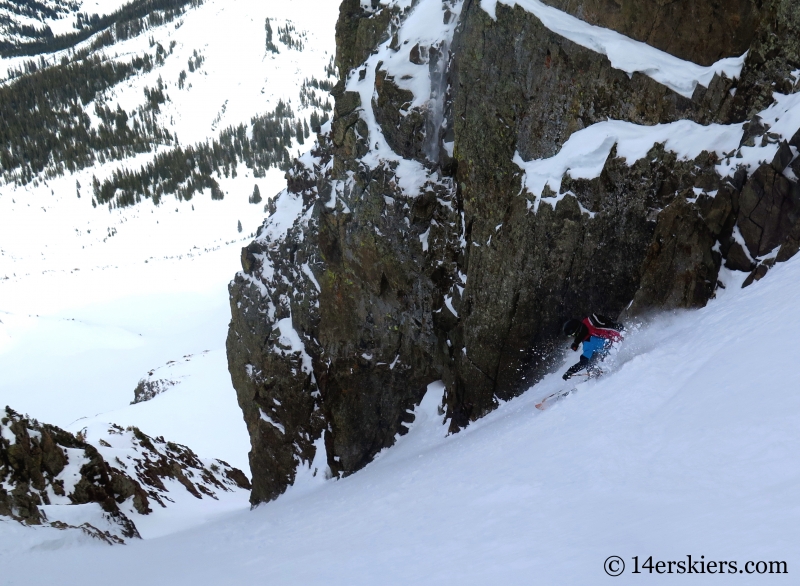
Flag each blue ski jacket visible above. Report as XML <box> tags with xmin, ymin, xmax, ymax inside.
<box><xmin>581</xmin><ymin>336</ymin><xmax>608</xmax><ymax>359</ymax></box>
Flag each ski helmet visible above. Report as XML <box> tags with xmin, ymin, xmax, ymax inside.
<box><xmin>562</xmin><ymin>319</ymin><xmax>580</xmax><ymax>336</ymax></box>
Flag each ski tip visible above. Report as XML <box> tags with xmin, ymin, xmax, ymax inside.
<box><xmin>534</xmin><ymin>403</ymin><xmax>544</xmax><ymax>410</ymax></box>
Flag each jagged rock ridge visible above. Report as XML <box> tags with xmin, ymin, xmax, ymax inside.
<box><xmin>228</xmin><ymin>0</ymin><xmax>800</xmax><ymax>503</ymax></box>
<box><xmin>0</xmin><ymin>406</ymin><xmax>250</xmax><ymax>543</ymax></box>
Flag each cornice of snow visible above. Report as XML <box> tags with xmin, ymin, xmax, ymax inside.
<box><xmin>480</xmin><ymin>0</ymin><xmax>746</xmax><ymax>99</ymax></box>
<box><xmin>514</xmin><ymin>119</ymin><xmax>745</xmax><ymax>209</ymax></box>
<box><xmin>516</xmin><ymin>90</ymin><xmax>800</xmax><ymax>212</ymax></box>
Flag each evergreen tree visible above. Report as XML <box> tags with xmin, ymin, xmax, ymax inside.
<box><xmin>237</xmin><ymin>220</ymin><xmax>242</xmax><ymax>233</ymax></box>
<box><xmin>249</xmin><ymin>184</ymin><xmax>262</xmax><ymax>204</ymax></box>
<box><xmin>265</xmin><ymin>19</ymin><xmax>278</xmax><ymax>53</ymax></box>
<box><xmin>282</xmin><ymin>120</ymin><xmax>293</xmax><ymax>145</ymax></box>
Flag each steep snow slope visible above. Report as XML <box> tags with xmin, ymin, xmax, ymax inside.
<box><xmin>3</xmin><ymin>0</ymin><xmax>799</xmax><ymax>575</ymax></box>
<box><xmin>2</xmin><ymin>250</ymin><xmax>798</xmax><ymax>582</ymax></box>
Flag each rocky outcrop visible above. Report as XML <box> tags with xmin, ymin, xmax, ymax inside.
<box><xmin>737</xmin><ymin>161</ymin><xmax>799</xmax><ymax>259</ymax></box>
<box><xmin>132</xmin><ymin>378</ymin><xmax>176</xmax><ymax>404</ymax></box>
<box><xmin>334</xmin><ymin>0</ymin><xmax>394</xmax><ymax>76</ymax></box>
<box><xmin>228</xmin><ymin>0</ymin><xmax>800</xmax><ymax>503</ymax></box>
<box><xmin>374</xmin><ymin>71</ymin><xmax>427</xmax><ymax>160</ymax></box>
<box><xmin>1</xmin><ymin>407</ymin><xmax>250</xmax><ymax>543</ymax></box>
<box><xmin>0</xmin><ymin>407</ymin><xmax>141</xmax><ymax>540</ymax></box>
<box><xmin>130</xmin><ymin>351</ymin><xmax>212</xmax><ymax>404</ymax></box>
<box><xmin>630</xmin><ymin>194</ymin><xmax>721</xmax><ymax>311</ymax></box>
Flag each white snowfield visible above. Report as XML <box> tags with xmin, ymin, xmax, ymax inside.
<box><xmin>480</xmin><ymin>0</ymin><xmax>746</xmax><ymax>99</ymax></box>
<box><xmin>2</xmin><ymin>258</ymin><xmax>799</xmax><ymax>582</ymax></box>
<box><xmin>0</xmin><ymin>242</ymin><xmax>253</xmax><ymax>472</ymax></box>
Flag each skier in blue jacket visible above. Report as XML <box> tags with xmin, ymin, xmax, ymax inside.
<box><xmin>562</xmin><ymin>314</ymin><xmax>624</xmax><ymax>380</ymax></box>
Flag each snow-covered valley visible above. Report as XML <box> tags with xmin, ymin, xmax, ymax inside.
<box><xmin>0</xmin><ymin>0</ymin><xmax>338</xmax><ymax>547</ymax></box>
<box><xmin>0</xmin><ymin>0</ymin><xmax>340</xmax><ymax>443</ymax></box>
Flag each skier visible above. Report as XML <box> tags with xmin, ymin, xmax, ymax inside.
<box><xmin>561</xmin><ymin>314</ymin><xmax>624</xmax><ymax>380</ymax></box>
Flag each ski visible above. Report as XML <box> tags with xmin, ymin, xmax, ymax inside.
<box><xmin>535</xmin><ymin>371</ymin><xmax>601</xmax><ymax>410</ymax></box>
<box><xmin>535</xmin><ymin>387</ymin><xmax>578</xmax><ymax>410</ymax></box>
<box><xmin>537</xmin><ymin>387</ymin><xmax>567</xmax><ymax>407</ymax></box>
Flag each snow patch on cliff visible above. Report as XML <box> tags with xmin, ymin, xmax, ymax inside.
<box><xmin>259</xmin><ymin>409</ymin><xmax>286</xmax><ymax>434</ymax></box>
<box><xmin>517</xmin><ymin>88</ymin><xmax>800</xmax><ymax>210</ymax></box>
<box><xmin>273</xmin><ymin>317</ymin><xmax>313</xmax><ymax>375</ymax></box>
<box><xmin>481</xmin><ymin>0</ymin><xmax>746</xmax><ymax>98</ymax></box>
<box><xmin>515</xmin><ymin>119</ymin><xmax>744</xmax><ymax>207</ymax></box>
<box><xmin>345</xmin><ymin>0</ymin><xmax>463</xmax><ymax>197</ymax></box>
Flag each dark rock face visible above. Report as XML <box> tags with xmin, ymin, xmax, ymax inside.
<box><xmin>228</xmin><ymin>140</ymin><xmax>461</xmax><ymax>503</ymax></box>
<box><xmin>728</xmin><ymin>0</ymin><xmax>800</xmax><ymax>121</ymax></box>
<box><xmin>227</xmin><ymin>0</ymin><xmax>800</xmax><ymax>503</ymax></box>
<box><xmin>725</xmin><ymin>241</ymin><xmax>755</xmax><ymax>272</ymax></box>
<box><xmin>315</xmin><ymin>171</ymin><xmax>459</xmax><ymax>473</ymax></box>
<box><xmin>227</xmin><ymin>148</ymin><xmax>331</xmax><ymax>502</ymax></box>
<box><xmin>441</xmin><ymin>1</ymin><xmax>745</xmax><ymax>421</ymax></box>
<box><xmin>630</xmin><ymin>195</ymin><xmax>721</xmax><ymax>311</ymax></box>
<box><xmin>334</xmin><ymin>0</ymin><xmax>394</xmax><ymax>76</ymax></box>
<box><xmin>737</xmin><ymin>163</ymin><xmax>800</xmax><ymax>258</ymax></box>
<box><xmin>455</xmin><ymin>3</ymin><xmax>734</xmax><ymax>163</ymax></box>
<box><xmin>330</xmin><ymin>87</ymin><xmax>368</xmax><ymax>164</ymax></box>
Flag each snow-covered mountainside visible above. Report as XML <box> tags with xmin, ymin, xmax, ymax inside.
<box><xmin>0</xmin><ymin>0</ymin><xmax>109</xmax><ymax>51</ymax></box>
<box><xmin>0</xmin><ymin>0</ymin><xmax>338</xmax><ymax>280</ymax></box>
<box><xmin>2</xmin><ymin>0</ymin><xmax>799</xmax><ymax>580</ymax></box>
<box><xmin>0</xmin><ymin>0</ymin><xmax>339</xmax><ymax>540</ymax></box>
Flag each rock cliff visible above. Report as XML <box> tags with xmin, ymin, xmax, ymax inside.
<box><xmin>228</xmin><ymin>0</ymin><xmax>800</xmax><ymax>504</ymax></box>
